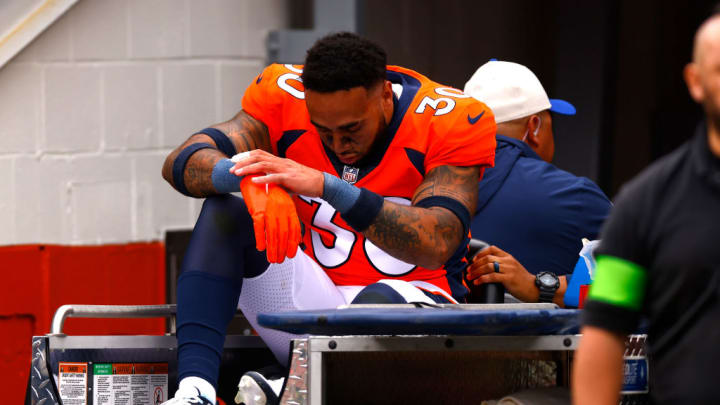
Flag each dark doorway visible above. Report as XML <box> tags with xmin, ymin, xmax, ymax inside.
<box><xmin>360</xmin><ymin>0</ymin><xmax>718</xmax><ymax>197</ymax></box>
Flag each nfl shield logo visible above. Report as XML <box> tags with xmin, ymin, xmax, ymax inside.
<box><xmin>341</xmin><ymin>165</ymin><xmax>359</xmax><ymax>184</ymax></box>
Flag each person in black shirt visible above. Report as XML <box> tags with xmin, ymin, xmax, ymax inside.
<box><xmin>572</xmin><ymin>11</ymin><xmax>720</xmax><ymax>405</ymax></box>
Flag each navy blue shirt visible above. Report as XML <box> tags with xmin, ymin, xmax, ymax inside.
<box><xmin>470</xmin><ymin>135</ymin><xmax>611</xmax><ymax>275</ymax></box>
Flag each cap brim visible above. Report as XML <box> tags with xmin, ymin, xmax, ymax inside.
<box><xmin>549</xmin><ymin>99</ymin><xmax>576</xmax><ymax>115</ymax></box>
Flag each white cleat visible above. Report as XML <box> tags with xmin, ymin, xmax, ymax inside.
<box><xmin>161</xmin><ymin>390</ymin><xmax>214</xmax><ymax>404</ymax></box>
<box><xmin>235</xmin><ymin>371</ymin><xmax>284</xmax><ymax>405</ymax></box>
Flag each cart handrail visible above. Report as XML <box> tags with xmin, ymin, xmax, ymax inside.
<box><xmin>50</xmin><ymin>304</ymin><xmax>179</xmax><ymax>335</ymax></box>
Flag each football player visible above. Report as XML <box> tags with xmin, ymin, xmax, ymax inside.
<box><xmin>160</xmin><ymin>32</ymin><xmax>496</xmax><ymax>404</ymax></box>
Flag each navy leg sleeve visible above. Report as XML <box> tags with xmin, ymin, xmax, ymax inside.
<box><xmin>176</xmin><ymin>194</ymin><xmax>269</xmax><ymax>388</ymax></box>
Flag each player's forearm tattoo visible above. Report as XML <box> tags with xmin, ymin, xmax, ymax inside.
<box><xmin>412</xmin><ymin>165</ymin><xmax>478</xmax><ymax>210</ymax></box>
<box><xmin>183</xmin><ymin>147</ymin><xmax>224</xmax><ymax>196</ymax></box>
<box><xmin>368</xmin><ymin>205</ymin><xmax>423</xmax><ymax>254</ymax></box>
<box><xmin>364</xmin><ymin>165</ymin><xmax>479</xmax><ymax>268</ymax></box>
<box><xmin>161</xmin><ymin>110</ymin><xmax>270</xmax><ymax>197</ymax></box>
<box><xmin>365</xmin><ymin>204</ymin><xmax>463</xmax><ymax>268</ymax></box>
<box><xmin>216</xmin><ymin>110</ymin><xmax>271</xmax><ymax>154</ymax></box>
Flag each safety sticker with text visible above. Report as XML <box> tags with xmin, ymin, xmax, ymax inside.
<box><xmin>58</xmin><ymin>362</ymin><xmax>88</xmax><ymax>405</ymax></box>
<box><xmin>93</xmin><ymin>362</ymin><xmax>168</xmax><ymax>405</ymax></box>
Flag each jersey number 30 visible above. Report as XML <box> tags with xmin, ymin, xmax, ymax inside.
<box><xmin>298</xmin><ymin>195</ymin><xmax>417</xmax><ymax>276</ymax></box>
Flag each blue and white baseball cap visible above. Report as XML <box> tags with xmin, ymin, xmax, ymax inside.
<box><xmin>463</xmin><ymin>60</ymin><xmax>576</xmax><ymax>124</ymax></box>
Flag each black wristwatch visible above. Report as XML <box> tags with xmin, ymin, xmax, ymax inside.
<box><xmin>535</xmin><ymin>271</ymin><xmax>560</xmax><ymax>303</ymax></box>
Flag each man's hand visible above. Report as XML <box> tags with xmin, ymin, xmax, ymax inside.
<box><xmin>231</xmin><ymin>149</ymin><xmax>325</xmax><ymax>197</ymax></box>
<box><xmin>466</xmin><ymin>245</ymin><xmax>539</xmax><ymax>302</ymax></box>
<box><xmin>240</xmin><ymin>174</ymin><xmax>302</xmax><ymax>263</ymax></box>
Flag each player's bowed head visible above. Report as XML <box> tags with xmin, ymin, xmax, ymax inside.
<box><xmin>302</xmin><ymin>32</ymin><xmax>395</xmax><ymax>167</ymax></box>
<box><xmin>232</xmin><ymin>33</ymin><xmax>395</xmax><ymax>197</ymax></box>
<box><xmin>230</xmin><ymin>32</ymin><xmax>399</xmax><ymax>202</ymax></box>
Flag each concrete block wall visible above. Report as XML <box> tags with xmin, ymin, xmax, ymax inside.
<box><xmin>0</xmin><ymin>0</ymin><xmax>290</xmax><ymax>246</ymax></box>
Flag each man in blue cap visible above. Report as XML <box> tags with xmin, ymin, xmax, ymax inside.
<box><xmin>463</xmin><ymin>61</ymin><xmax>611</xmax><ymax>305</ymax></box>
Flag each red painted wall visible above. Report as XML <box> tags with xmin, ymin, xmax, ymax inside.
<box><xmin>0</xmin><ymin>243</ymin><xmax>166</xmax><ymax>404</ymax></box>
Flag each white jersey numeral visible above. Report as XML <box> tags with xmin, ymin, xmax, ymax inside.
<box><xmin>277</xmin><ymin>72</ymin><xmax>304</xmax><ymax>100</ymax></box>
<box><xmin>300</xmin><ymin>196</ymin><xmax>357</xmax><ymax>268</ymax></box>
<box><xmin>299</xmin><ymin>196</ymin><xmax>417</xmax><ymax>275</ymax></box>
<box><xmin>415</xmin><ymin>96</ymin><xmax>455</xmax><ymax>116</ymax></box>
<box><xmin>276</xmin><ymin>64</ymin><xmax>305</xmax><ymax>99</ymax></box>
<box><xmin>414</xmin><ymin>87</ymin><xmax>470</xmax><ymax>116</ymax></box>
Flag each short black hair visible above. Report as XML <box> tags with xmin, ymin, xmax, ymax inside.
<box><xmin>301</xmin><ymin>32</ymin><xmax>387</xmax><ymax>93</ymax></box>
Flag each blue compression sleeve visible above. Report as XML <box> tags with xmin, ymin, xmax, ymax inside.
<box><xmin>176</xmin><ymin>195</ymin><xmax>269</xmax><ymax>387</ymax></box>
<box><xmin>176</xmin><ymin>272</ymin><xmax>240</xmax><ymax>388</ymax></box>
<box><xmin>211</xmin><ymin>159</ymin><xmax>242</xmax><ymax>193</ymax></box>
<box><xmin>322</xmin><ymin>173</ymin><xmax>361</xmax><ymax>212</ymax></box>
<box><xmin>322</xmin><ymin>172</ymin><xmax>384</xmax><ymax>231</ymax></box>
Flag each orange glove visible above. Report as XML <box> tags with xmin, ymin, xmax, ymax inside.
<box><xmin>240</xmin><ymin>174</ymin><xmax>302</xmax><ymax>263</ymax></box>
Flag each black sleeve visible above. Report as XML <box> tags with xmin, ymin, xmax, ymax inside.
<box><xmin>583</xmin><ymin>300</ymin><xmax>642</xmax><ymax>335</ymax></box>
<box><xmin>583</xmin><ymin>179</ymin><xmax>652</xmax><ymax>332</ymax></box>
<box><xmin>594</xmin><ymin>179</ymin><xmax>651</xmax><ymax>268</ymax></box>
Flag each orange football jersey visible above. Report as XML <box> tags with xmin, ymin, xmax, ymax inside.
<box><xmin>242</xmin><ymin>63</ymin><xmax>496</xmax><ymax>299</ymax></box>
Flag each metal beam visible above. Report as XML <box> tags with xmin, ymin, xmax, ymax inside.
<box><xmin>0</xmin><ymin>0</ymin><xmax>78</xmax><ymax>69</ymax></box>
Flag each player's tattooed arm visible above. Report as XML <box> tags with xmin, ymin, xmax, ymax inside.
<box><xmin>363</xmin><ymin>165</ymin><xmax>479</xmax><ymax>269</ymax></box>
<box><xmin>161</xmin><ymin>110</ymin><xmax>271</xmax><ymax>197</ymax></box>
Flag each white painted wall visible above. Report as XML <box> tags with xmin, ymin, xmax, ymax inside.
<box><xmin>0</xmin><ymin>0</ymin><xmax>290</xmax><ymax>245</ymax></box>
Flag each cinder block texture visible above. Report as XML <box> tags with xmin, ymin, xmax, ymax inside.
<box><xmin>0</xmin><ymin>159</ymin><xmax>14</xmax><ymax>244</ymax></box>
<box><xmin>243</xmin><ymin>0</ymin><xmax>290</xmax><ymax>57</ymax></box>
<box><xmin>190</xmin><ymin>197</ymin><xmax>205</xmax><ymax>224</ymax></box>
<box><xmin>1</xmin><ymin>0</ymin><xmax>290</xmax><ymax>246</ymax></box>
<box><xmin>189</xmin><ymin>0</ymin><xmax>244</xmax><ymax>57</ymax></box>
<box><xmin>71</xmin><ymin>0</ymin><xmax>128</xmax><ymax>60</ymax></box>
<box><xmin>220</xmin><ymin>62</ymin><xmax>263</xmax><ymax>120</ymax></box>
<box><xmin>104</xmin><ymin>65</ymin><xmax>160</xmax><ymax>150</ymax></box>
<box><xmin>162</xmin><ymin>63</ymin><xmax>216</xmax><ymax>147</ymax></box>
<box><xmin>72</xmin><ymin>180</ymin><xmax>132</xmax><ymax>243</ymax></box>
<box><xmin>134</xmin><ymin>153</ymin><xmax>193</xmax><ymax>240</ymax></box>
<box><xmin>13</xmin><ymin>155</ymin><xmax>143</xmax><ymax>244</ymax></box>
<box><xmin>14</xmin><ymin>10</ymin><xmax>73</xmax><ymax>63</ymax></box>
<box><xmin>129</xmin><ymin>0</ymin><xmax>187</xmax><ymax>59</ymax></box>
<box><xmin>13</xmin><ymin>157</ymin><xmax>71</xmax><ymax>243</ymax></box>
<box><xmin>67</xmin><ymin>155</ymin><xmax>133</xmax><ymax>243</ymax></box>
<box><xmin>0</xmin><ymin>64</ymin><xmax>40</xmax><ymax>153</ymax></box>
<box><xmin>44</xmin><ymin>66</ymin><xmax>103</xmax><ymax>152</ymax></box>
